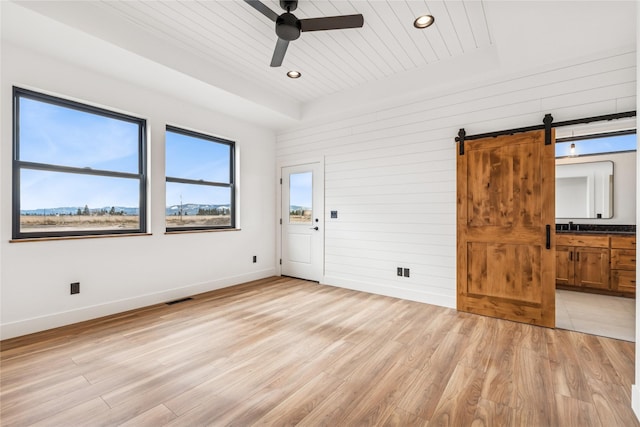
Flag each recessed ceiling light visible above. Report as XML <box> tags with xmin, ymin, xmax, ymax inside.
<box><xmin>414</xmin><ymin>14</ymin><xmax>435</xmax><ymax>29</ymax></box>
<box><xmin>287</xmin><ymin>70</ymin><xmax>302</xmax><ymax>79</ymax></box>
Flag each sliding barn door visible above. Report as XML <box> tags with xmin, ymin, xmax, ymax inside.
<box><xmin>457</xmin><ymin>130</ymin><xmax>555</xmax><ymax>327</ymax></box>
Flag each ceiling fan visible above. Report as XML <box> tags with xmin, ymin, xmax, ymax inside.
<box><xmin>244</xmin><ymin>0</ymin><xmax>364</xmax><ymax>67</ymax></box>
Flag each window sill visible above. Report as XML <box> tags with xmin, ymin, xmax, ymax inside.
<box><xmin>165</xmin><ymin>228</ymin><xmax>241</xmax><ymax>235</ymax></box>
<box><xmin>10</xmin><ymin>233</ymin><xmax>153</xmax><ymax>243</ymax></box>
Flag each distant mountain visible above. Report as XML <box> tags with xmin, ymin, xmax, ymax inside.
<box><xmin>21</xmin><ymin>206</ymin><xmax>138</xmax><ymax>215</ymax></box>
<box><xmin>21</xmin><ymin>204</ymin><xmax>231</xmax><ymax>216</ymax></box>
<box><xmin>289</xmin><ymin>205</ymin><xmax>311</xmax><ymax>212</ymax></box>
<box><xmin>166</xmin><ymin>204</ymin><xmax>229</xmax><ymax>216</ymax></box>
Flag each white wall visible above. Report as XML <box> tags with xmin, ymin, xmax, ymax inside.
<box><xmin>556</xmin><ymin>151</ymin><xmax>636</xmax><ymax>224</ymax></box>
<box><xmin>0</xmin><ymin>43</ymin><xmax>277</xmax><ymax>339</ymax></box>
<box><xmin>277</xmin><ymin>49</ymin><xmax>636</xmax><ymax>310</ymax></box>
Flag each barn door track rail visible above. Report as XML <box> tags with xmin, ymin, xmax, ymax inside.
<box><xmin>455</xmin><ymin>111</ymin><xmax>636</xmax><ymax>155</ymax></box>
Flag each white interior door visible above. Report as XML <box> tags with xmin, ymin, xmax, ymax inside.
<box><xmin>281</xmin><ymin>163</ymin><xmax>323</xmax><ymax>281</ymax></box>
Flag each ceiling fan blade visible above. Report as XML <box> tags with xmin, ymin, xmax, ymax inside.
<box><xmin>270</xmin><ymin>38</ymin><xmax>289</xmax><ymax>67</ymax></box>
<box><xmin>244</xmin><ymin>0</ymin><xmax>279</xmax><ymax>22</ymax></box>
<box><xmin>300</xmin><ymin>14</ymin><xmax>364</xmax><ymax>32</ymax></box>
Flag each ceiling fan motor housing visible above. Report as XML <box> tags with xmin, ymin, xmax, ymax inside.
<box><xmin>276</xmin><ymin>13</ymin><xmax>301</xmax><ymax>41</ymax></box>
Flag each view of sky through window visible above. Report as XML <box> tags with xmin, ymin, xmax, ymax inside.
<box><xmin>20</xmin><ymin>98</ymin><xmax>139</xmax><ymax>173</ymax></box>
<box><xmin>165</xmin><ymin>130</ymin><xmax>231</xmax><ymax>210</ymax></box>
<box><xmin>289</xmin><ymin>172</ymin><xmax>312</xmax><ymax>211</ymax></box>
<box><xmin>165</xmin><ymin>130</ymin><xmax>230</xmax><ymax>184</ymax></box>
<box><xmin>556</xmin><ymin>133</ymin><xmax>636</xmax><ymax>158</ymax></box>
<box><xmin>19</xmin><ymin>97</ymin><xmax>140</xmax><ymax>211</ymax></box>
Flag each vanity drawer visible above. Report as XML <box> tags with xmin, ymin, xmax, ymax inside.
<box><xmin>556</xmin><ymin>234</ymin><xmax>609</xmax><ymax>248</ymax></box>
<box><xmin>611</xmin><ymin>235</ymin><xmax>636</xmax><ymax>250</ymax></box>
<box><xmin>611</xmin><ymin>249</ymin><xmax>636</xmax><ymax>270</ymax></box>
<box><xmin>612</xmin><ymin>269</ymin><xmax>636</xmax><ymax>294</ymax></box>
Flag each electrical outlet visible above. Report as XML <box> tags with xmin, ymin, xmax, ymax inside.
<box><xmin>70</xmin><ymin>282</ymin><xmax>80</xmax><ymax>294</ymax></box>
<box><xmin>397</xmin><ymin>267</ymin><xmax>403</xmax><ymax>277</ymax></box>
<box><xmin>403</xmin><ymin>268</ymin><xmax>410</xmax><ymax>278</ymax></box>
<box><xmin>253</xmin><ymin>255</ymin><xmax>257</xmax><ymax>263</ymax></box>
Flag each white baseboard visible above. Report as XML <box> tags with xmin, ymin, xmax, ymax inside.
<box><xmin>0</xmin><ymin>268</ymin><xmax>276</xmax><ymax>340</ymax></box>
<box><xmin>321</xmin><ymin>275</ymin><xmax>456</xmax><ymax>309</ymax></box>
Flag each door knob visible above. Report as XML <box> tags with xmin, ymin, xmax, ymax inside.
<box><xmin>310</xmin><ymin>226</ymin><xmax>319</xmax><ymax>230</ymax></box>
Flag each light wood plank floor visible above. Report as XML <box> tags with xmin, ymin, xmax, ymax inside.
<box><xmin>1</xmin><ymin>276</ymin><xmax>638</xmax><ymax>426</ymax></box>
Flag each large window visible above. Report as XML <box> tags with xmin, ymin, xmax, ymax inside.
<box><xmin>12</xmin><ymin>87</ymin><xmax>147</xmax><ymax>239</ymax></box>
<box><xmin>165</xmin><ymin>126</ymin><xmax>235</xmax><ymax>231</ymax></box>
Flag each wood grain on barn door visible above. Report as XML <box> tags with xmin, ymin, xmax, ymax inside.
<box><xmin>457</xmin><ymin>129</ymin><xmax>555</xmax><ymax>327</ymax></box>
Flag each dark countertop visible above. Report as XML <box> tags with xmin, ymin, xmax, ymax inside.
<box><xmin>555</xmin><ymin>224</ymin><xmax>635</xmax><ymax>235</ymax></box>
<box><xmin>556</xmin><ymin>230</ymin><xmax>635</xmax><ymax>235</ymax></box>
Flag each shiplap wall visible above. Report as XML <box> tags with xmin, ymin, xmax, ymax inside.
<box><xmin>276</xmin><ymin>49</ymin><xmax>636</xmax><ymax>308</ymax></box>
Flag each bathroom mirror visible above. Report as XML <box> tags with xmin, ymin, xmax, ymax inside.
<box><xmin>556</xmin><ymin>161</ymin><xmax>613</xmax><ymax>218</ymax></box>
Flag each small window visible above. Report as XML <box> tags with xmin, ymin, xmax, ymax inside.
<box><xmin>165</xmin><ymin>126</ymin><xmax>235</xmax><ymax>231</ymax></box>
<box><xmin>12</xmin><ymin>87</ymin><xmax>147</xmax><ymax>239</ymax></box>
<box><xmin>289</xmin><ymin>172</ymin><xmax>312</xmax><ymax>224</ymax></box>
<box><xmin>556</xmin><ymin>132</ymin><xmax>636</xmax><ymax>158</ymax></box>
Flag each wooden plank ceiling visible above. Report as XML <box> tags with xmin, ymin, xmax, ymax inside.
<box><xmin>95</xmin><ymin>0</ymin><xmax>492</xmax><ymax>103</ymax></box>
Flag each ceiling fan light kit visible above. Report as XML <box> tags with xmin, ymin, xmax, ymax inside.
<box><xmin>244</xmin><ymin>0</ymin><xmax>364</xmax><ymax>67</ymax></box>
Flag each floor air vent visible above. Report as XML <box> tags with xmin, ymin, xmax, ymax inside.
<box><xmin>165</xmin><ymin>297</ymin><xmax>193</xmax><ymax>305</ymax></box>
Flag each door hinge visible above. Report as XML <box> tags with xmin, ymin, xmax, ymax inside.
<box><xmin>279</xmin><ymin>218</ymin><xmax>282</xmax><ymax>225</ymax></box>
<box><xmin>279</xmin><ymin>259</ymin><xmax>282</xmax><ymax>265</ymax></box>
<box><xmin>280</xmin><ymin>178</ymin><xmax>282</xmax><ymax>184</ymax></box>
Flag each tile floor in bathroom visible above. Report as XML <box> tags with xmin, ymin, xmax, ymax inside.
<box><xmin>556</xmin><ymin>289</ymin><xmax>635</xmax><ymax>342</ymax></box>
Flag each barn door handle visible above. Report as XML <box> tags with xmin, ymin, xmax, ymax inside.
<box><xmin>546</xmin><ymin>225</ymin><xmax>551</xmax><ymax>250</ymax></box>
